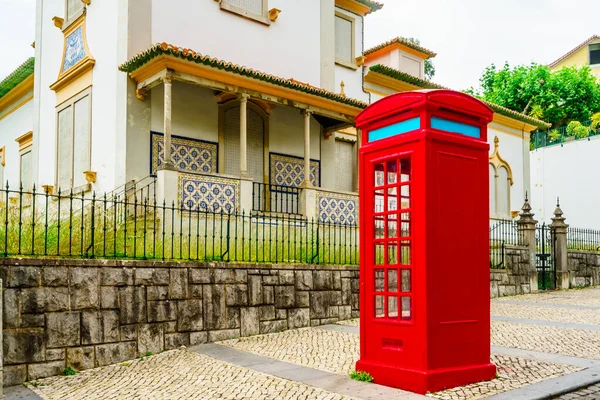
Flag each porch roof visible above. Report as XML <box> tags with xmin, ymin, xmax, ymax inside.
<box><xmin>119</xmin><ymin>43</ymin><xmax>367</xmax><ymax>119</ymax></box>
<box><xmin>0</xmin><ymin>57</ymin><xmax>34</xmax><ymax>100</ymax></box>
<box><xmin>365</xmin><ymin>64</ymin><xmax>551</xmax><ymax>130</ymax></box>
<box><xmin>364</xmin><ymin>37</ymin><xmax>437</xmax><ymax>59</ymax></box>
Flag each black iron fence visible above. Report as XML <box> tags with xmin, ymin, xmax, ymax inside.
<box><xmin>489</xmin><ymin>218</ymin><xmax>520</xmax><ymax>269</ymax></box>
<box><xmin>252</xmin><ymin>183</ymin><xmax>300</xmax><ymax>215</ymax></box>
<box><xmin>567</xmin><ymin>227</ymin><xmax>600</xmax><ymax>251</ymax></box>
<box><xmin>0</xmin><ymin>184</ymin><xmax>357</xmax><ymax>265</ymax></box>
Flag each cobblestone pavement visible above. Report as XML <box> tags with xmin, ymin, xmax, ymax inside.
<box><xmin>27</xmin><ymin>349</ymin><xmax>356</xmax><ymax>400</ymax></box>
<box><xmin>219</xmin><ymin>328</ymin><xmax>582</xmax><ymax>399</ymax></box>
<box><xmin>497</xmin><ymin>287</ymin><xmax>600</xmax><ymax>307</ymax></box>
<box><xmin>553</xmin><ymin>382</ymin><xmax>600</xmax><ymax>399</ymax></box>
<box><xmin>492</xmin><ymin>302</ymin><xmax>600</xmax><ymax>325</ymax></box>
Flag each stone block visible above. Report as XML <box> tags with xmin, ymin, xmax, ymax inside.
<box><xmin>70</xmin><ymin>268</ymin><xmax>99</xmax><ymax>309</ymax></box>
<box><xmin>276</xmin><ymin>309</ymin><xmax>287</xmax><ymax>320</ymax></box>
<box><xmin>350</xmin><ymin>278</ymin><xmax>359</xmax><ymax>293</ymax></box>
<box><xmin>310</xmin><ymin>319</ymin><xmax>320</xmax><ymax>327</ymax></box>
<box><xmin>169</xmin><ymin>269</ymin><xmax>188</xmax><ymax>299</ymax></box>
<box><xmin>46</xmin><ymin>348</ymin><xmax>65</xmax><ymax>361</ymax></box>
<box><xmin>203</xmin><ymin>285</ymin><xmax>226</xmax><ymax>330</ymax></box>
<box><xmin>227</xmin><ymin>307</ymin><xmax>240</xmax><ymax>329</ymax></box>
<box><xmin>28</xmin><ymin>361</ymin><xmax>64</xmax><ymax>381</ymax></box>
<box><xmin>8</xmin><ymin>266</ymin><xmax>40</xmax><ymax>288</ymax></box>
<box><xmin>233</xmin><ymin>269</ymin><xmax>247</xmax><ymax>283</ymax></box>
<box><xmin>100</xmin><ymin>286</ymin><xmax>119</xmax><ymax>309</ymax></box>
<box><xmin>262</xmin><ymin>275</ymin><xmax>279</xmax><ymax>285</ymax></box>
<box><xmin>165</xmin><ymin>321</ymin><xmax>177</xmax><ymax>333</ymax></box>
<box><xmin>4</xmin><ymin>365</ymin><xmax>27</xmax><ymax>386</ymax></box>
<box><xmin>119</xmin><ymin>287</ymin><xmax>147</xmax><ymax>324</ymax></box>
<box><xmin>81</xmin><ymin>310</ymin><xmax>120</xmax><ymax>344</ymax></box>
<box><xmin>333</xmin><ymin>272</ymin><xmax>341</xmax><ymax>290</ymax></box>
<box><xmin>21</xmin><ymin>313</ymin><xmax>45</xmax><ymax>328</ymax></box>
<box><xmin>288</xmin><ymin>308</ymin><xmax>310</xmax><ymax>329</ymax></box>
<box><xmin>249</xmin><ymin>275</ymin><xmax>263</xmax><ymax>306</ymax></box>
<box><xmin>295</xmin><ymin>271</ymin><xmax>313</xmax><ymax>290</ymax></box>
<box><xmin>279</xmin><ymin>270</ymin><xmax>295</xmax><ymax>285</ymax></box>
<box><xmin>226</xmin><ymin>284</ymin><xmax>248</xmax><ymax>307</ymax></box>
<box><xmin>100</xmin><ymin>268</ymin><xmax>134</xmax><ymax>286</ymax></box>
<box><xmin>319</xmin><ymin>317</ymin><xmax>339</xmax><ymax>325</ymax></box>
<box><xmin>67</xmin><ymin>346</ymin><xmax>95</xmax><ymax>371</ymax></box>
<box><xmin>189</xmin><ymin>269</ymin><xmax>212</xmax><ymax>284</ymax></box>
<box><xmin>313</xmin><ymin>271</ymin><xmax>334</xmax><ymax>290</ymax></box>
<box><xmin>190</xmin><ymin>331</ymin><xmax>208</xmax><ymax>345</ymax></box>
<box><xmin>340</xmin><ymin>271</ymin><xmax>355</xmax><ymax>278</ymax></box>
<box><xmin>3</xmin><ymin>289</ymin><xmax>18</xmax><ymax>328</ymax></box>
<box><xmin>95</xmin><ymin>342</ymin><xmax>136</xmax><ymax>367</ymax></box>
<box><xmin>165</xmin><ymin>333</ymin><xmax>190</xmax><ymax>349</ymax></box>
<box><xmin>22</xmin><ymin>287</ymin><xmax>69</xmax><ymax>313</ymax></box>
<box><xmin>310</xmin><ymin>291</ymin><xmax>341</xmax><ymax>319</ymax></box>
<box><xmin>148</xmin><ymin>300</ymin><xmax>177</xmax><ymax>322</ymax></box>
<box><xmin>47</xmin><ymin>313</ymin><xmax>80</xmax><ymax>348</ymax></box>
<box><xmin>207</xmin><ymin>329</ymin><xmax>239</xmax><ymax>342</ymax></box>
<box><xmin>351</xmin><ymin>293</ymin><xmax>359</xmax><ymax>311</ymax></box>
<box><xmin>260</xmin><ymin>320</ymin><xmax>287</xmax><ymax>334</ymax></box>
<box><xmin>42</xmin><ymin>267</ymin><xmax>68</xmax><ymax>287</ymax></box>
<box><xmin>274</xmin><ymin>286</ymin><xmax>295</xmax><ymax>308</ymax></box>
<box><xmin>296</xmin><ymin>291</ymin><xmax>309</xmax><ymax>308</ymax></box>
<box><xmin>214</xmin><ymin>269</ymin><xmax>235</xmax><ymax>284</ymax></box>
<box><xmin>4</xmin><ymin>329</ymin><xmax>44</xmax><ymax>363</ymax></box>
<box><xmin>263</xmin><ymin>286</ymin><xmax>274</xmax><ymax>304</ymax></box>
<box><xmin>147</xmin><ymin>286</ymin><xmax>169</xmax><ymax>301</ymax></box>
<box><xmin>490</xmin><ymin>281</ymin><xmax>499</xmax><ymax>298</ymax></box>
<box><xmin>351</xmin><ymin>310</ymin><xmax>359</xmax><ymax>318</ymax></box>
<box><xmin>341</xmin><ymin>279</ymin><xmax>352</xmax><ymax>305</ymax></box>
<box><xmin>339</xmin><ymin>305</ymin><xmax>352</xmax><ymax>320</ymax></box>
<box><xmin>241</xmin><ymin>307</ymin><xmax>259</xmax><ymax>337</ymax></box>
<box><xmin>190</xmin><ymin>285</ymin><xmax>203</xmax><ymax>299</ymax></box>
<box><xmin>177</xmin><ymin>300</ymin><xmax>203</xmax><ymax>331</ymax></box>
<box><xmin>138</xmin><ymin>324</ymin><xmax>164</xmax><ymax>355</ymax></box>
<box><xmin>135</xmin><ymin>268</ymin><xmax>169</xmax><ymax>285</ymax></box>
<box><xmin>259</xmin><ymin>305</ymin><xmax>275</xmax><ymax>321</ymax></box>
<box><xmin>327</xmin><ymin>305</ymin><xmax>340</xmax><ymax>318</ymax></box>
<box><xmin>120</xmin><ymin>325</ymin><xmax>137</xmax><ymax>341</ymax></box>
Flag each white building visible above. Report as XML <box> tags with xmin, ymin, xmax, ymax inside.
<box><xmin>0</xmin><ymin>0</ymin><xmax>548</xmax><ymax>223</ymax></box>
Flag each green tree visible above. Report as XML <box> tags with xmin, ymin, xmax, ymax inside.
<box><xmin>467</xmin><ymin>63</ymin><xmax>600</xmax><ymax>128</ymax></box>
<box><xmin>404</xmin><ymin>37</ymin><xmax>435</xmax><ymax>80</ymax></box>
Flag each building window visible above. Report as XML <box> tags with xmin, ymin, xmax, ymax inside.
<box><xmin>220</xmin><ymin>0</ymin><xmax>269</xmax><ymax>24</ymax></box>
<box><xmin>56</xmin><ymin>90</ymin><xmax>91</xmax><ymax>190</ymax></box>
<box><xmin>590</xmin><ymin>43</ymin><xmax>600</xmax><ymax>65</ymax></box>
<box><xmin>335</xmin><ymin>13</ymin><xmax>355</xmax><ymax>67</ymax></box>
<box><xmin>489</xmin><ymin>136</ymin><xmax>513</xmax><ymax>218</ymax></box>
<box><xmin>65</xmin><ymin>0</ymin><xmax>85</xmax><ymax>25</ymax></box>
<box><xmin>335</xmin><ymin>139</ymin><xmax>355</xmax><ymax>192</ymax></box>
<box><xmin>20</xmin><ymin>151</ymin><xmax>32</xmax><ymax>191</ymax></box>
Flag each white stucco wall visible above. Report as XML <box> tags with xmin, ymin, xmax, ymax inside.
<box><xmin>334</xmin><ymin>7</ymin><xmax>368</xmax><ymax>102</ymax></box>
<box><xmin>531</xmin><ymin>137</ymin><xmax>600</xmax><ymax>228</ymax></box>
<box><xmin>0</xmin><ymin>96</ymin><xmax>34</xmax><ymax>188</ymax></box>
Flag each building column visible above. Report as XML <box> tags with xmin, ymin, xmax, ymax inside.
<box><xmin>551</xmin><ymin>199</ymin><xmax>569</xmax><ymax>289</ymax></box>
<box><xmin>239</xmin><ymin>93</ymin><xmax>249</xmax><ymax>177</ymax></box>
<box><xmin>302</xmin><ymin>109</ymin><xmax>312</xmax><ymax>188</ymax></box>
<box><xmin>517</xmin><ymin>194</ymin><xmax>538</xmax><ymax>292</ymax></box>
<box><xmin>161</xmin><ymin>73</ymin><xmax>176</xmax><ymax>171</ymax></box>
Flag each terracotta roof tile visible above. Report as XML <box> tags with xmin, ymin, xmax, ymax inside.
<box><xmin>354</xmin><ymin>0</ymin><xmax>384</xmax><ymax>14</ymax></box>
<box><xmin>364</xmin><ymin>37</ymin><xmax>436</xmax><ymax>58</ymax></box>
<box><xmin>368</xmin><ymin>64</ymin><xmax>551</xmax><ymax>129</ymax></box>
<box><xmin>119</xmin><ymin>43</ymin><xmax>367</xmax><ymax>109</ymax></box>
<box><xmin>548</xmin><ymin>35</ymin><xmax>600</xmax><ymax>68</ymax></box>
<box><xmin>0</xmin><ymin>57</ymin><xmax>34</xmax><ymax>99</ymax></box>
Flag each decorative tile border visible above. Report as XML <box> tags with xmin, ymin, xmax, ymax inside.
<box><xmin>270</xmin><ymin>153</ymin><xmax>320</xmax><ymax>188</ymax></box>
<box><xmin>316</xmin><ymin>191</ymin><xmax>358</xmax><ymax>225</ymax></box>
<box><xmin>178</xmin><ymin>173</ymin><xmax>240</xmax><ymax>214</ymax></box>
<box><xmin>151</xmin><ymin>132</ymin><xmax>218</xmax><ymax>175</ymax></box>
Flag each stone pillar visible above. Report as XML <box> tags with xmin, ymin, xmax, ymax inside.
<box><xmin>551</xmin><ymin>199</ymin><xmax>569</xmax><ymax>289</ymax></box>
<box><xmin>161</xmin><ymin>74</ymin><xmax>176</xmax><ymax>171</ymax></box>
<box><xmin>517</xmin><ymin>194</ymin><xmax>538</xmax><ymax>292</ymax></box>
<box><xmin>239</xmin><ymin>94</ymin><xmax>249</xmax><ymax>177</ymax></box>
<box><xmin>156</xmin><ymin>168</ymin><xmax>178</xmax><ymax>207</ymax></box>
<box><xmin>301</xmin><ymin>110</ymin><xmax>313</xmax><ymax>188</ymax></box>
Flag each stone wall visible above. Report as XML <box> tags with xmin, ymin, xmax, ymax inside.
<box><xmin>0</xmin><ymin>258</ymin><xmax>359</xmax><ymax>387</ymax></box>
<box><xmin>490</xmin><ymin>245</ymin><xmax>531</xmax><ymax>298</ymax></box>
<box><xmin>567</xmin><ymin>250</ymin><xmax>600</xmax><ymax>287</ymax></box>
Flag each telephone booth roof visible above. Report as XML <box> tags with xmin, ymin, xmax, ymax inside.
<box><xmin>356</xmin><ymin>89</ymin><xmax>494</xmax><ymax>133</ymax></box>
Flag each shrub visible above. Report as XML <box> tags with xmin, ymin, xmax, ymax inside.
<box><xmin>548</xmin><ymin>129</ymin><xmax>562</xmax><ymax>142</ymax></box>
<box><xmin>349</xmin><ymin>370</ymin><xmax>374</xmax><ymax>383</ymax></box>
<box><xmin>566</xmin><ymin>121</ymin><xmax>589</xmax><ymax>139</ymax></box>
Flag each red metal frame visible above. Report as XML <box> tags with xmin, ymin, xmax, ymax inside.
<box><xmin>356</xmin><ymin>90</ymin><xmax>495</xmax><ymax>394</ymax></box>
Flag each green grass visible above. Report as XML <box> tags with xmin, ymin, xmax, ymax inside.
<box><xmin>349</xmin><ymin>370</ymin><xmax>374</xmax><ymax>383</ymax></box>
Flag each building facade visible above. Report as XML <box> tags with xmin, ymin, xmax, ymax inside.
<box><xmin>548</xmin><ymin>35</ymin><xmax>600</xmax><ymax>80</ymax></box>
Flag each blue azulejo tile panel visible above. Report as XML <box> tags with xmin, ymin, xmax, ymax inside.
<box><xmin>270</xmin><ymin>153</ymin><xmax>320</xmax><ymax>188</ymax></box>
<box><xmin>178</xmin><ymin>173</ymin><xmax>240</xmax><ymax>214</ymax></box>
<box><xmin>316</xmin><ymin>192</ymin><xmax>358</xmax><ymax>225</ymax></box>
<box><xmin>151</xmin><ymin>132</ymin><xmax>218</xmax><ymax>175</ymax></box>
<box><xmin>62</xmin><ymin>27</ymin><xmax>87</xmax><ymax>72</ymax></box>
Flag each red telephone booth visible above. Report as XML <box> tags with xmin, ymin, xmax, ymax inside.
<box><xmin>355</xmin><ymin>90</ymin><xmax>496</xmax><ymax>394</ymax></box>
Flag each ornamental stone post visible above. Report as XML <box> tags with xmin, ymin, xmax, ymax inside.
<box><xmin>517</xmin><ymin>194</ymin><xmax>538</xmax><ymax>292</ymax></box>
<box><xmin>551</xmin><ymin>199</ymin><xmax>569</xmax><ymax>289</ymax></box>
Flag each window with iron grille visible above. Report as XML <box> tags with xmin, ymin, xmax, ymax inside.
<box><xmin>335</xmin><ymin>14</ymin><xmax>354</xmax><ymax>66</ymax></box>
<box><xmin>65</xmin><ymin>0</ymin><xmax>85</xmax><ymax>26</ymax></box>
<box><xmin>221</xmin><ymin>0</ymin><xmax>269</xmax><ymax>23</ymax></box>
<box><xmin>590</xmin><ymin>43</ymin><xmax>600</xmax><ymax>65</ymax></box>
<box><xmin>335</xmin><ymin>139</ymin><xmax>355</xmax><ymax>192</ymax></box>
